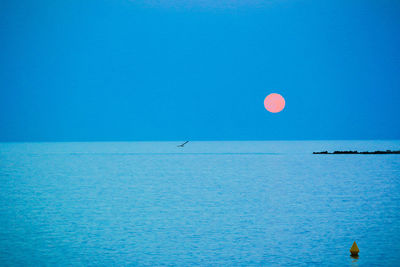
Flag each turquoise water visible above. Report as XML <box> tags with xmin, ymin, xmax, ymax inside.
<box><xmin>0</xmin><ymin>141</ymin><xmax>399</xmax><ymax>266</ymax></box>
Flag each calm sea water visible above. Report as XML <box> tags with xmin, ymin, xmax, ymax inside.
<box><xmin>0</xmin><ymin>141</ymin><xmax>399</xmax><ymax>266</ymax></box>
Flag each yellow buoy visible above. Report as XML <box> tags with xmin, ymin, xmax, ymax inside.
<box><xmin>350</xmin><ymin>241</ymin><xmax>359</xmax><ymax>256</ymax></box>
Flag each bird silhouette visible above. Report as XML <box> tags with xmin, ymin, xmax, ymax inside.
<box><xmin>177</xmin><ymin>141</ymin><xmax>189</xmax><ymax>147</ymax></box>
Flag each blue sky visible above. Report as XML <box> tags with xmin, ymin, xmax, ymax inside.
<box><xmin>1</xmin><ymin>0</ymin><xmax>399</xmax><ymax>141</ymax></box>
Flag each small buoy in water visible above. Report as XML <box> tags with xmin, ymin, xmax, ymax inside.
<box><xmin>350</xmin><ymin>241</ymin><xmax>359</xmax><ymax>256</ymax></box>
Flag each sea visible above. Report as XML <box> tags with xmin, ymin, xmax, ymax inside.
<box><xmin>0</xmin><ymin>141</ymin><xmax>399</xmax><ymax>266</ymax></box>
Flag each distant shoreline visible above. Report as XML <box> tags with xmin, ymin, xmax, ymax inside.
<box><xmin>313</xmin><ymin>150</ymin><xmax>400</xmax><ymax>154</ymax></box>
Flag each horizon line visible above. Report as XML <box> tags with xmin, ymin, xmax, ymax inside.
<box><xmin>1</xmin><ymin>139</ymin><xmax>400</xmax><ymax>144</ymax></box>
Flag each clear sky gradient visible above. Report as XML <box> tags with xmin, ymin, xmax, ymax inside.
<box><xmin>1</xmin><ymin>0</ymin><xmax>399</xmax><ymax>141</ymax></box>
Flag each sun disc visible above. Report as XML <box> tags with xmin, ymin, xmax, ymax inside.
<box><xmin>264</xmin><ymin>93</ymin><xmax>285</xmax><ymax>113</ymax></box>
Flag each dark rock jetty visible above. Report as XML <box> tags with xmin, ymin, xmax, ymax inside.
<box><xmin>313</xmin><ymin>150</ymin><xmax>400</xmax><ymax>154</ymax></box>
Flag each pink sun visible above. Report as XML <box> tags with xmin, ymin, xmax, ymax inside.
<box><xmin>264</xmin><ymin>93</ymin><xmax>285</xmax><ymax>113</ymax></box>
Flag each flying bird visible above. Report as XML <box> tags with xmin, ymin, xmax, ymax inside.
<box><xmin>177</xmin><ymin>141</ymin><xmax>189</xmax><ymax>147</ymax></box>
